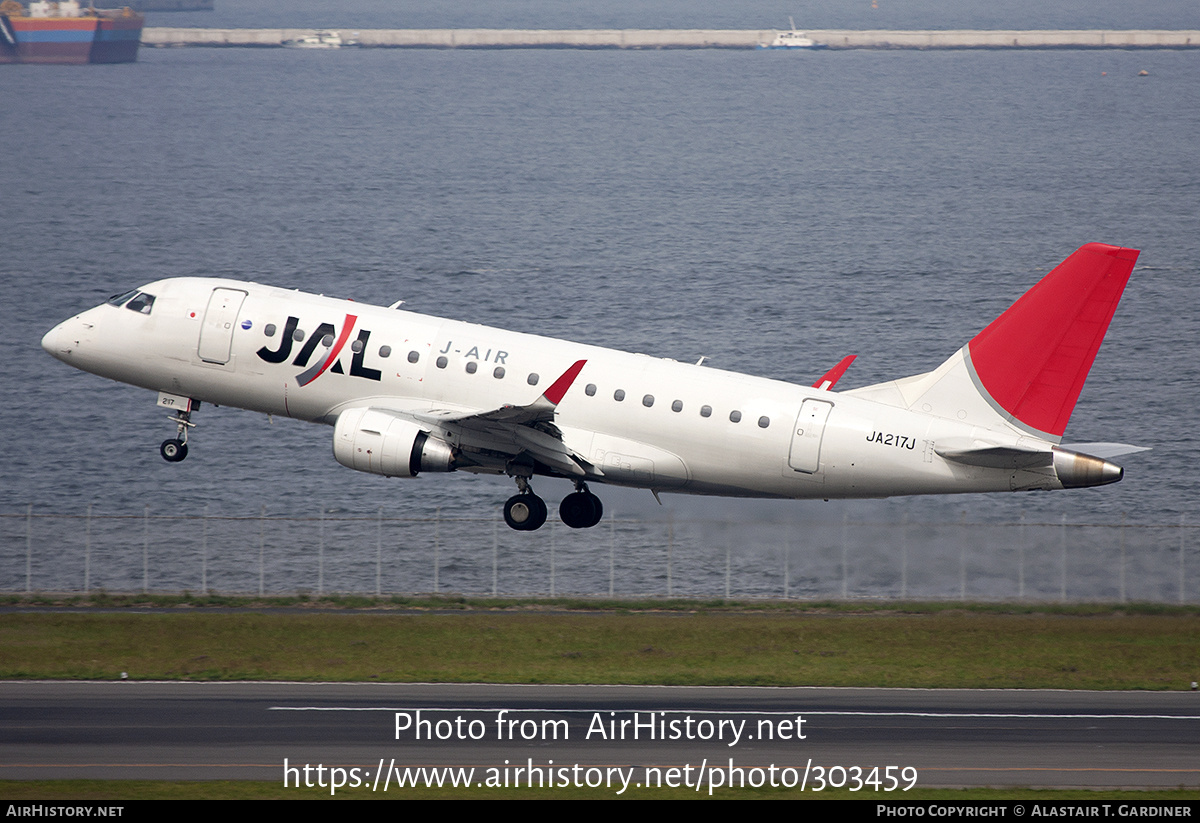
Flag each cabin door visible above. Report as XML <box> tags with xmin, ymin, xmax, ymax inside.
<box><xmin>788</xmin><ymin>399</ymin><xmax>833</xmax><ymax>474</ymax></box>
<box><xmin>197</xmin><ymin>288</ymin><xmax>248</xmax><ymax>365</ymax></box>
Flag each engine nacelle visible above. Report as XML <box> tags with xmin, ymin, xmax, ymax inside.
<box><xmin>333</xmin><ymin>407</ymin><xmax>456</xmax><ymax>477</ymax></box>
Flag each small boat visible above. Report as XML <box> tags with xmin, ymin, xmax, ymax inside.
<box><xmin>759</xmin><ymin>18</ymin><xmax>826</xmax><ymax>50</ymax></box>
<box><xmin>282</xmin><ymin>30</ymin><xmax>348</xmax><ymax>49</ymax></box>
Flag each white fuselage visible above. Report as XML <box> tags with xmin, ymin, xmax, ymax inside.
<box><xmin>43</xmin><ymin>276</ymin><xmax>1068</xmax><ymax>500</ymax></box>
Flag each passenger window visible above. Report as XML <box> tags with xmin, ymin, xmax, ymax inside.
<box><xmin>758</xmin><ymin>416</ymin><xmax>770</xmax><ymax>429</ymax></box>
<box><xmin>350</xmin><ymin>339</ymin><xmax>364</xmax><ymax>353</ymax></box>
<box><xmin>293</xmin><ymin>329</ymin><xmax>305</xmax><ymax>342</ymax></box>
<box><xmin>494</xmin><ymin>366</ymin><xmax>505</xmax><ymax>379</ymax></box>
<box><xmin>379</xmin><ymin>346</ymin><xmax>392</xmax><ymax>358</ymax></box>
<box><xmin>642</xmin><ymin>394</ymin><xmax>654</xmax><ymax>408</ymax></box>
<box><xmin>671</xmin><ymin>400</ymin><xmax>683</xmax><ymax>413</ymax></box>
<box><xmin>700</xmin><ymin>405</ymin><xmax>712</xmax><ymax>418</ymax></box>
<box><xmin>465</xmin><ymin>361</ymin><xmax>478</xmax><ymax>374</ymax></box>
<box><xmin>323</xmin><ymin>335</ymin><xmax>336</xmax><ymax>348</ymax></box>
<box><xmin>614</xmin><ymin>389</ymin><xmax>625</xmax><ymax>401</ymax></box>
<box><xmin>407</xmin><ymin>350</ymin><xmax>419</xmax><ymax>363</ymax></box>
<box><xmin>585</xmin><ymin>383</ymin><xmax>597</xmax><ymax>397</ymax></box>
<box><xmin>264</xmin><ymin>324</ymin><xmax>277</xmax><ymax>337</ymax></box>
<box><xmin>436</xmin><ymin>356</ymin><xmax>448</xmax><ymax>369</ymax></box>
<box><xmin>527</xmin><ymin>373</ymin><xmax>539</xmax><ymax>386</ymax></box>
<box><xmin>729</xmin><ymin>410</ymin><xmax>742</xmax><ymax>423</ymax></box>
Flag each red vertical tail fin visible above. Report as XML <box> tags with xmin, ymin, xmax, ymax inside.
<box><xmin>966</xmin><ymin>243</ymin><xmax>1137</xmax><ymax>438</ymax></box>
<box><xmin>847</xmin><ymin>243</ymin><xmax>1137</xmax><ymax>442</ymax></box>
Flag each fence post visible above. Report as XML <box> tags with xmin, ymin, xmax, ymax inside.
<box><xmin>376</xmin><ymin>507</ymin><xmax>382</xmax><ymax>598</ymax></box>
<box><xmin>724</xmin><ymin>520</ymin><xmax>731</xmax><ymax>600</ymax></box>
<box><xmin>783</xmin><ymin>532</ymin><xmax>790</xmax><ymax>599</ymax></box>
<box><xmin>666</xmin><ymin>517</ymin><xmax>673</xmax><ymax>597</ymax></box>
<box><xmin>84</xmin><ymin>503</ymin><xmax>92</xmax><ymax>595</ymax></box>
<box><xmin>1181</xmin><ymin>513</ymin><xmax>1187</xmax><ymax>605</ymax></box>
<box><xmin>433</xmin><ymin>507</ymin><xmax>440</xmax><ymax>593</ymax></box>
<box><xmin>142</xmin><ymin>505</ymin><xmax>149</xmax><ymax>594</ymax></box>
<box><xmin>609</xmin><ymin>511</ymin><xmax>615</xmax><ymax>598</ymax></box>
<box><xmin>958</xmin><ymin>511</ymin><xmax>966</xmax><ymax>601</ymax></box>
<box><xmin>550</xmin><ymin>518</ymin><xmax>556</xmax><ymax>597</ymax></box>
<box><xmin>1060</xmin><ymin>514</ymin><xmax>1067</xmax><ymax>603</ymax></box>
<box><xmin>492</xmin><ymin>514</ymin><xmax>499</xmax><ymax>597</ymax></box>
<box><xmin>25</xmin><ymin>504</ymin><xmax>31</xmax><ymax>594</ymax></box>
<box><xmin>202</xmin><ymin>503</ymin><xmax>209</xmax><ymax>594</ymax></box>
<box><xmin>1018</xmin><ymin>513</ymin><xmax>1025</xmax><ymax>600</ymax></box>
<box><xmin>900</xmin><ymin>512</ymin><xmax>908</xmax><ymax>600</ymax></box>
<box><xmin>1120</xmin><ymin>512</ymin><xmax>1127</xmax><ymax>603</ymax></box>
<box><xmin>318</xmin><ymin>508</ymin><xmax>325</xmax><ymax>596</ymax></box>
<box><xmin>840</xmin><ymin>512</ymin><xmax>848</xmax><ymax>599</ymax></box>
<box><xmin>258</xmin><ymin>505</ymin><xmax>264</xmax><ymax>596</ymax></box>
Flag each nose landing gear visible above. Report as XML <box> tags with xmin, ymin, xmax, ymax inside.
<box><xmin>158</xmin><ymin>395</ymin><xmax>199</xmax><ymax>463</ymax></box>
<box><xmin>160</xmin><ymin>438</ymin><xmax>188</xmax><ymax>462</ymax></box>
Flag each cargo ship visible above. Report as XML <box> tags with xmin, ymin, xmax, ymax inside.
<box><xmin>123</xmin><ymin>0</ymin><xmax>212</xmax><ymax>10</ymax></box>
<box><xmin>0</xmin><ymin>0</ymin><xmax>144</xmax><ymax>64</ymax></box>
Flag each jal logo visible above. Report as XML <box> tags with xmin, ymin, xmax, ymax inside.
<box><xmin>256</xmin><ymin>314</ymin><xmax>382</xmax><ymax>386</ymax></box>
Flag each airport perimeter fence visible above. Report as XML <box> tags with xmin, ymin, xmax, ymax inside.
<box><xmin>1</xmin><ymin>505</ymin><xmax>1197</xmax><ymax>604</ymax></box>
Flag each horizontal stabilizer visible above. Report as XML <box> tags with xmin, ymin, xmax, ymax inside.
<box><xmin>1059</xmin><ymin>442</ymin><xmax>1150</xmax><ymax>459</ymax></box>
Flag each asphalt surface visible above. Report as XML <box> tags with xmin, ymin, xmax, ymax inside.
<box><xmin>2</xmin><ymin>682</ymin><xmax>1197</xmax><ymax>791</ymax></box>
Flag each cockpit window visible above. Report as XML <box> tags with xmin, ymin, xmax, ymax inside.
<box><xmin>107</xmin><ymin>290</ymin><xmax>155</xmax><ymax>314</ymax></box>
<box><xmin>125</xmin><ymin>292</ymin><xmax>155</xmax><ymax>315</ymax></box>
<box><xmin>106</xmin><ymin>289</ymin><xmax>139</xmax><ymax>307</ymax></box>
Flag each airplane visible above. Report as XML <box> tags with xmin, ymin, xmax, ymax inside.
<box><xmin>41</xmin><ymin>242</ymin><xmax>1144</xmax><ymax>532</ymax></box>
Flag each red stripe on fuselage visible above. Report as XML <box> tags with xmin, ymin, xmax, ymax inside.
<box><xmin>297</xmin><ymin>313</ymin><xmax>357</xmax><ymax>387</ymax></box>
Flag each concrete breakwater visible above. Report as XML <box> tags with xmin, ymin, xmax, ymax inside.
<box><xmin>141</xmin><ymin>28</ymin><xmax>1200</xmax><ymax>50</ymax></box>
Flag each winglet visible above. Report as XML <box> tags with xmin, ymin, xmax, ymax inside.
<box><xmin>813</xmin><ymin>355</ymin><xmax>856</xmax><ymax>391</ymax></box>
<box><xmin>542</xmin><ymin>359</ymin><xmax>587</xmax><ymax>405</ymax></box>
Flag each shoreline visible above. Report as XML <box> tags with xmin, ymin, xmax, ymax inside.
<box><xmin>141</xmin><ymin>28</ymin><xmax>1200</xmax><ymax>50</ymax></box>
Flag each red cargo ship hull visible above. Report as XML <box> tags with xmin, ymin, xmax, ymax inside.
<box><xmin>0</xmin><ymin>10</ymin><xmax>143</xmax><ymax>64</ymax></box>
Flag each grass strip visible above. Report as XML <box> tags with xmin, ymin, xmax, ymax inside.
<box><xmin>4</xmin><ymin>592</ymin><xmax>1199</xmax><ymax>615</ymax></box>
<box><xmin>0</xmin><ymin>608</ymin><xmax>1196</xmax><ymax>689</ymax></box>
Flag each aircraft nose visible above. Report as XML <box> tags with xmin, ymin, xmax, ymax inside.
<box><xmin>41</xmin><ymin>322</ymin><xmax>64</xmax><ymax>358</ymax></box>
<box><xmin>41</xmin><ymin>316</ymin><xmax>84</xmax><ymax>362</ymax></box>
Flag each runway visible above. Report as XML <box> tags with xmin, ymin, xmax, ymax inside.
<box><xmin>1</xmin><ymin>682</ymin><xmax>1197</xmax><ymax>792</ymax></box>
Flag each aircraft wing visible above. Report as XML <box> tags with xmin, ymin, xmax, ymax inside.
<box><xmin>406</xmin><ymin>359</ymin><xmax>600</xmax><ymax>477</ymax></box>
<box><xmin>413</xmin><ymin>359</ymin><xmax>587</xmax><ymax>427</ymax></box>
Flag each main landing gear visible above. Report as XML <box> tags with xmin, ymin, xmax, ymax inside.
<box><xmin>559</xmin><ymin>481</ymin><xmax>603</xmax><ymax>529</ymax></box>
<box><xmin>504</xmin><ymin>491</ymin><xmax>547</xmax><ymax>532</ymax></box>
<box><xmin>502</xmin><ymin>477</ymin><xmax>604</xmax><ymax>532</ymax></box>
<box><xmin>159</xmin><ymin>402</ymin><xmax>197</xmax><ymax>463</ymax></box>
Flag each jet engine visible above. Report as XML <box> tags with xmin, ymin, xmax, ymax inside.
<box><xmin>333</xmin><ymin>407</ymin><xmax>456</xmax><ymax>477</ymax></box>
